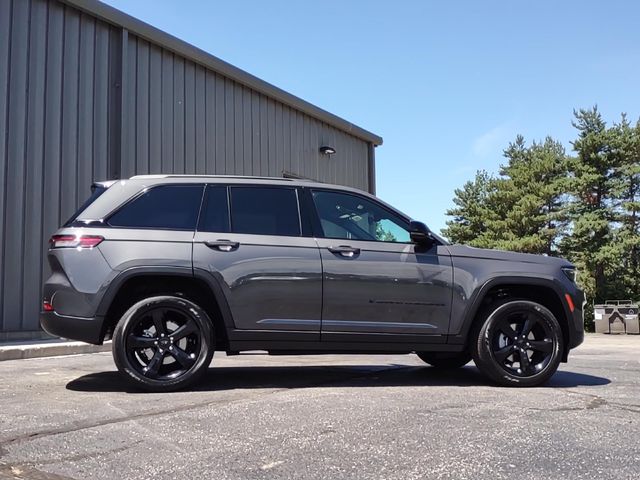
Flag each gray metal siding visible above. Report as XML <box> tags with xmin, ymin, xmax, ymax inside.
<box><xmin>119</xmin><ymin>32</ymin><xmax>370</xmax><ymax>189</ymax></box>
<box><xmin>0</xmin><ymin>0</ymin><xmax>375</xmax><ymax>339</ymax></box>
<box><xmin>1</xmin><ymin>0</ymin><xmax>116</xmax><ymax>337</ymax></box>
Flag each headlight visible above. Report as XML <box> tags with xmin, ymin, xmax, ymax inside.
<box><xmin>562</xmin><ymin>267</ymin><xmax>577</xmax><ymax>283</ymax></box>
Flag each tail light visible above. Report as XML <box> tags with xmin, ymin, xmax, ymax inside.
<box><xmin>49</xmin><ymin>234</ymin><xmax>104</xmax><ymax>249</ymax></box>
<box><xmin>42</xmin><ymin>300</ymin><xmax>54</xmax><ymax>312</ymax></box>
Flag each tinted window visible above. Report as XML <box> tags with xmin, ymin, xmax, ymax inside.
<box><xmin>108</xmin><ymin>185</ymin><xmax>204</xmax><ymax>230</ymax></box>
<box><xmin>230</xmin><ymin>187</ymin><xmax>301</xmax><ymax>236</ymax></box>
<box><xmin>312</xmin><ymin>190</ymin><xmax>411</xmax><ymax>243</ymax></box>
<box><xmin>64</xmin><ymin>184</ymin><xmax>109</xmax><ymax>227</ymax></box>
<box><xmin>198</xmin><ymin>186</ymin><xmax>230</xmax><ymax>233</ymax></box>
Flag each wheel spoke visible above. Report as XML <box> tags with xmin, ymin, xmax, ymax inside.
<box><xmin>171</xmin><ymin>319</ymin><xmax>198</xmax><ymax>341</ymax></box>
<box><xmin>151</xmin><ymin>309</ymin><xmax>167</xmax><ymax>336</ymax></box>
<box><xmin>529</xmin><ymin>339</ymin><xmax>553</xmax><ymax>353</ymax></box>
<box><xmin>128</xmin><ymin>334</ymin><xmax>156</xmax><ymax>349</ymax></box>
<box><xmin>493</xmin><ymin>345</ymin><xmax>513</xmax><ymax>363</ymax></box>
<box><xmin>498</xmin><ymin>321</ymin><xmax>517</xmax><ymax>340</ymax></box>
<box><xmin>520</xmin><ymin>314</ymin><xmax>536</xmax><ymax>337</ymax></box>
<box><xmin>144</xmin><ymin>350</ymin><xmax>164</xmax><ymax>378</ymax></box>
<box><xmin>168</xmin><ymin>345</ymin><xmax>195</xmax><ymax>369</ymax></box>
<box><xmin>519</xmin><ymin>349</ymin><xmax>531</xmax><ymax>374</ymax></box>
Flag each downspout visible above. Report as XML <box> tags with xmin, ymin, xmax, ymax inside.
<box><xmin>367</xmin><ymin>143</ymin><xmax>376</xmax><ymax>195</ymax></box>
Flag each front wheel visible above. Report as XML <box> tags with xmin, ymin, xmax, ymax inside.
<box><xmin>112</xmin><ymin>296</ymin><xmax>214</xmax><ymax>392</ymax></box>
<box><xmin>471</xmin><ymin>300</ymin><xmax>564</xmax><ymax>387</ymax></box>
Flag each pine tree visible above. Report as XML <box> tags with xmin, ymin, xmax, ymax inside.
<box><xmin>609</xmin><ymin>116</ymin><xmax>640</xmax><ymax>299</ymax></box>
<box><xmin>486</xmin><ymin>136</ymin><xmax>568</xmax><ymax>255</ymax></box>
<box><xmin>444</xmin><ymin>107</ymin><xmax>640</xmax><ymax>321</ymax></box>
<box><xmin>441</xmin><ymin>170</ymin><xmax>496</xmax><ymax>246</ymax></box>
<box><xmin>561</xmin><ymin>107</ymin><xmax>620</xmax><ymax>305</ymax></box>
<box><xmin>443</xmin><ymin>136</ymin><xmax>568</xmax><ymax>255</ymax></box>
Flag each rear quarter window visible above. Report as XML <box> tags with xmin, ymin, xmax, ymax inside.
<box><xmin>108</xmin><ymin>184</ymin><xmax>204</xmax><ymax>230</ymax></box>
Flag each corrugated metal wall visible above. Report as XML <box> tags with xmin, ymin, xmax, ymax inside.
<box><xmin>118</xmin><ymin>32</ymin><xmax>369</xmax><ymax>185</ymax></box>
<box><xmin>0</xmin><ymin>0</ymin><xmax>373</xmax><ymax>340</ymax></box>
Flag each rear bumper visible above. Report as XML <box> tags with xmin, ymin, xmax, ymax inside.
<box><xmin>40</xmin><ymin>311</ymin><xmax>105</xmax><ymax>345</ymax></box>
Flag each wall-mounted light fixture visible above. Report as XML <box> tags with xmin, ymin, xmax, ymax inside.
<box><xmin>319</xmin><ymin>145</ymin><xmax>336</xmax><ymax>156</ymax></box>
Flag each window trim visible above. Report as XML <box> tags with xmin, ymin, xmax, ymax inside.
<box><xmin>227</xmin><ymin>184</ymin><xmax>304</xmax><ymax>238</ymax></box>
<box><xmin>196</xmin><ymin>184</ymin><xmax>232</xmax><ymax>234</ymax></box>
<box><xmin>308</xmin><ymin>187</ymin><xmax>414</xmax><ymax>245</ymax></box>
<box><xmin>105</xmin><ymin>183</ymin><xmax>206</xmax><ymax>231</ymax></box>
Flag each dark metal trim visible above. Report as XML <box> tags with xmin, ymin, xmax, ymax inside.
<box><xmin>367</xmin><ymin>143</ymin><xmax>376</xmax><ymax>194</ymax></box>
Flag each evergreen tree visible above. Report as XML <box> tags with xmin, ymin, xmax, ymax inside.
<box><xmin>561</xmin><ymin>107</ymin><xmax>620</xmax><ymax>304</ymax></box>
<box><xmin>486</xmin><ymin>136</ymin><xmax>568</xmax><ymax>254</ymax></box>
<box><xmin>441</xmin><ymin>170</ymin><xmax>495</xmax><ymax>246</ymax></box>
<box><xmin>609</xmin><ymin>116</ymin><xmax>640</xmax><ymax>299</ymax></box>
<box><xmin>443</xmin><ymin>136</ymin><xmax>568</xmax><ymax>255</ymax></box>
<box><xmin>444</xmin><ymin>107</ymin><xmax>640</xmax><ymax>324</ymax></box>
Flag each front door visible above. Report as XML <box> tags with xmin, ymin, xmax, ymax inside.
<box><xmin>192</xmin><ymin>184</ymin><xmax>322</xmax><ymax>339</ymax></box>
<box><xmin>309</xmin><ymin>189</ymin><xmax>452</xmax><ymax>340</ymax></box>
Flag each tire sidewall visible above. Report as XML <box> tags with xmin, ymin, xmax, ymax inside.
<box><xmin>112</xmin><ymin>295</ymin><xmax>214</xmax><ymax>392</ymax></box>
<box><xmin>474</xmin><ymin>300</ymin><xmax>564</xmax><ymax>387</ymax></box>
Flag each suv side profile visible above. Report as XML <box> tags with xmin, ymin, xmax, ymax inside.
<box><xmin>41</xmin><ymin>175</ymin><xmax>584</xmax><ymax>392</ymax></box>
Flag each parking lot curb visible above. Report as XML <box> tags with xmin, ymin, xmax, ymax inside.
<box><xmin>0</xmin><ymin>340</ymin><xmax>111</xmax><ymax>361</ymax></box>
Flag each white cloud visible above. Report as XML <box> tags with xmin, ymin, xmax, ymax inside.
<box><xmin>471</xmin><ymin>123</ymin><xmax>512</xmax><ymax>158</ymax></box>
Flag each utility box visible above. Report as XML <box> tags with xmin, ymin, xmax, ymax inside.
<box><xmin>594</xmin><ymin>305</ymin><xmax>609</xmax><ymax>333</ymax></box>
<box><xmin>594</xmin><ymin>301</ymin><xmax>639</xmax><ymax>334</ymax></box>
<box><xmin>621</xmin><ymin>304</ymin><xmax>639</xmax><ymax>334</ymax></box>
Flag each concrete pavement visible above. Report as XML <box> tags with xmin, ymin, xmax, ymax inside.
<box><xmin>0</xmin><ymin>334</ymin><xmax>638</xmax><ymax>479</ymax></box>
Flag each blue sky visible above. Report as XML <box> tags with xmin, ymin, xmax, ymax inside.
<box><xmin>103</xmin><ymin>0</ymin><xmax>640</xmax><ymax>234</ymax></box>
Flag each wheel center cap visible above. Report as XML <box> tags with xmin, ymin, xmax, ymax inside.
<box><xmin>159</xmin><ymin>338</ymin><xmax>171</xmax><ymax>347</ymax></box>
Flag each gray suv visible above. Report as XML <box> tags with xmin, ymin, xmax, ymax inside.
<box><xmin>41</xmin><ymin>175</ymin><xmax>584</xmax><ymax>391</ymax></box>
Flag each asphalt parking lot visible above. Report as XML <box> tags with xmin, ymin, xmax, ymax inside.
<box><xmin>0</xmin><ymin>334</ymin><xmax>638</xmax><ymax>480</ymax></box>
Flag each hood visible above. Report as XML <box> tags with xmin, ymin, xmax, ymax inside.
<box><xmin>445</xmin><ymin>244</ymin><xmax>573</xmax><ymax>267</ymax></box>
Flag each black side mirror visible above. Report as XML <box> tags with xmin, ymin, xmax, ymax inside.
<box><xmin>409</xmin><ymin>221</ymin><xmax>434</xmax><ymax>246</ymax></box>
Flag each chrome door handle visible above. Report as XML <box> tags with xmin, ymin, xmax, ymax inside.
<box><xmin>205</xmin><ymin>240</ymin><xmax>239</xmax><ymax>252</ymax></box>
<box><xmin>327</xmin><ymin>245</ymin><xmax>360</xmax><ymax>258</ymax></box>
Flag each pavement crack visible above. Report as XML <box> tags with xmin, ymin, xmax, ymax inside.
<box><xmin>0</xmin><ymin>364</ymin><xmax>411</xmax><ymax>450</ymax></box>
<box><xmin>0</xmin><ymin>464</ymin><xmax>78</xmax><ymax>480</ymax></box>
<box><xmin>6</xmin><ymin>442</ymin><xmax>142</xmax><ymax>468</ymax></box>
<box><xmin>0</xmin><ymin>395</ymin><xmax>279</xmax><ymax>450</ymax></box>
<box><xmin>556</xmin><ymin>389</ymin><xmax>640</xmax><ymax>413</ymax></box>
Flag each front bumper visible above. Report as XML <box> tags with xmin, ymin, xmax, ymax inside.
<box><xmin>40</xmin><ymin>311</ymin><xmax>106</xmax><ymax>345</ymax></box>
<box><xmin>566</xmin><ymin>287</ymin><xmax>586</xmax><ymax>350</ymax></box>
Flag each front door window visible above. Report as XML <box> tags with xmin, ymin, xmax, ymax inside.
<box><xmin>311</xmin><ymin>190</ymin><xmax>411</xmax><ymax>243</ymax></box>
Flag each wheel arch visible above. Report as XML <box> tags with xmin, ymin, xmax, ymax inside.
<box><xmin>97</xmin><ymin>267</ymin><xmax>235</xmax><ymax>349</ymax></box>
<box><xmin>457</xmin><ymin>276</ymin><xmax>573</xmax><ymax>361</ymax></box>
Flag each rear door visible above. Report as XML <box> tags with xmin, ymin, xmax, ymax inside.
<box><xmin>192</xmin><ymin>184</ymin><xmax>322</xmax><ymax>340</ymax></box>
<box><xmin>309</xmin><ymin>188</ymin><xmax>453</xmax><ymax>340</ymax></box>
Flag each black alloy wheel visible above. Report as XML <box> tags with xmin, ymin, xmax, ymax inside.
<box><xmin>472</xmin><ymin>300</ymin><xmax>563</xmax><ymax>387</ymax></box>
<box><xmin>113</xmin><ymin>296</ymin><xmax>214</xmax><ymax>392</ymax></box>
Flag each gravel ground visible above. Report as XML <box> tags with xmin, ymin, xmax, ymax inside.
<box><xmin>0</xmin><ymin>334</ymin><xmax>638</xmax><ymax>480</ymax></box>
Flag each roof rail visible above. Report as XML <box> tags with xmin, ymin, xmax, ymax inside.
<box><xmin>129</xmin><ymin>174</ymin><xmax>316</xmax><ymax>182</ymax></box>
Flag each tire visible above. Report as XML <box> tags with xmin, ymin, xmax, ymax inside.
<box><xmin>416</xmin><ymin>351</ymin><xmax>472</xmax><ymax>369</ymax></box>
<box><xmin>471</xmin><ymin>300</ymin><xmax>564</xmax><ymax>387</ymax></box>
<box><xmin>112</xmin><ymin>295</ymin><xmax>214</xmax><ymax>392</ymax></box>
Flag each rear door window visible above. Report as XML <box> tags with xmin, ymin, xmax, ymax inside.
<box><xmin>108</xmin><ymin>185</ymin><xmax>204</xmax><ymax>230</ymax></box>
<box><xmin>230</xmin><ymin>186</ymin><xmax>301</xmax><ymax>236</ymax></box>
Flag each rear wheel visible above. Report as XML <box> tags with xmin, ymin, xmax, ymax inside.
<box><xmin>112</xmin><ymin>295</ymin><xmax>214</xmax><ymax>392</ymax></box>
<box><xmin>471</xmin><ymin>300</ymin><xmax>563</xmax><ymax>387</ymax></box>
<box><xmin>416</xmin><ymin>351</ymin><xmax>472</xmax><ymax>369</ymax></box>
